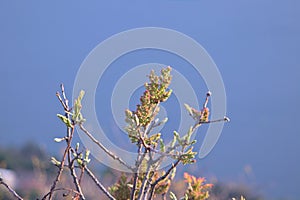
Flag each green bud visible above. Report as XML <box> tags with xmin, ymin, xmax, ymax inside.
<box><xmin>57</xmin><ymin>114</ymin><xmax>73</xmax><ymax>128</ymax></box>
<box><xmin>51</xmin><ymin>157</ymin><xmax>61</xmax><ymax>166</ymax></box>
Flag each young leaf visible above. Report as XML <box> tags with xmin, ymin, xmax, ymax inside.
<box><xmin>159</xmin><ymin>138</ymin><xmax>165</xmax><ymax>152</ymax></box>
<box><xmin>51</xmin><ymin>157</ymin><xmax>61</xmax><ymax>166</ymax></box>
<box><xmin>57</xmin><ymin>114</ymin><xmax>73</xmax><ymax>127</ymax></box>
<box><xmin>72</xmin><ymin>90</ymin><xmax>85</xmax><ymax>123</ymax></box>
<box><xmin>184</xmin><ymin>103</ymin><xmax>193</xmax><ymax>117</ymax></box>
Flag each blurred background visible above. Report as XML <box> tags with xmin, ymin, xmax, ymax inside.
<box><xmin>0</xmin><ymin>1</ymin><xmax>299</xmax><ymax>199</ymax></box>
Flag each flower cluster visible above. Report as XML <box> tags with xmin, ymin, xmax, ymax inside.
<box><xmin>134</xmin><ymin>67</ymin><xmax>172</xmax><ymax>127</ymax></box>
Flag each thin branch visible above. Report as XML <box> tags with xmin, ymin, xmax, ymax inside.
<box><xmin>84</xmin><ymin>166</ymin><xmax>116</xmax><ymax>200</ymax></box>
<box><xmin>69</xmin><ymin>157</ymin><xmax>85</xmax><ymax>199</ymax></box>
<box><xmin>136</xmin><ymin>150</ymin><xmax>152</xmax><ymax>200</ymax></box>
<box><xmin>45</xmin><ymin>84</ymin><xmax>76</xmax><ymax>200</ymax></box>
<box><xmin>0</xmin><ymin>178</ymin><xmax>23</xmax><ymax>200</ymax></box>
<box><xmin>44</xmin><ymin>134</ymin><xmax>70</xmax><ymax>200</ymax></box>
<box><xmin>79</xmin><ymin>124</ymin><xmax>134</xmax><ymax>171</ymax></box>
<box><xmin>78</xmin><ymin>166</ymin><xmax>85</xmax><ymax>185</ymax></box>
<box><xmin>39</xmin><ymin>187</ymin><xmax>81</xmax><ymax>199</ymax></box>
<box><xmin>200</xmin><ymin>117</ymin><xmax>230</xmax><ymax>124</ymax></box>
<box><xmin>203</xmin><ymin>91</ymin><xmax>211</xmax><ymax>108</ymax></box>
<box><xmin>130</xmin><ymin>142</ymin><xmax>142</xmax><ymax>200</ymax></box>
<box><xmin>137</xmin><ymin>169</ymin><xmax>151</xmax><ymax>200</ymax></box>
<box><xmin>60</xmin><ymin>84</ymin><xmax>69</xmax><ymax>109</ymax></box>
<box><xmin>148</xmin><ymin>160</ymin><xmax>180</xmax><ymax>200</ymax></box>
<box><xmin>56</xmin><ymin>92</ymin><xmax>67</xmax><ymax>111</ymax></box>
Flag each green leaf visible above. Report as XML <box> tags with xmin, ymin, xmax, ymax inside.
<box><xmin>84</xmin><ymin>149</ymin><xmax>91</xmax><ymax>163</ymax></box>
<box><xmin>72</xmin><ymin>90</ymin><xmax>85</xmax><ymax>123</ymax></box>
<box><xmin>57</xmin><ymin>114</ymin><xmax>73</xmax><ymax>127</ymax></box>
<box><xmin>184</xmin><ymin>103</ymin><xmax>193</xmax><ymax>117</ymax></box>
<box><xmin>174</xmin><ymin>131</ymin><xmax>182</xmax><ymax>146</ymax></box>
<box><xmin>170</xmin><ymin>134</ymin><xmax>176</xmax><ymax>148</ymax></box>
<box><xmin>184</xmin><ymin>126</ymin><xmax>193</xmax><ymax>144</ymax></box>
<box><xmin>76</xmin><ymin>158</ymin><xmax>83</xmax><ymax>166</ymax></box>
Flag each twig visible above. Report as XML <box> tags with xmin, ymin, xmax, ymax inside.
<box><xmin>203</xmin><ymin>91</ymin><xmax>211</xmax><ymax>108</ymax></box>
<box><xmin>148</xmin><ymin>160</ymin><xmax>180</xmax><ymax>200</ymax></box>
<box><xmin>69</xmin><ymin>157</ymin><xmax>85</xmax><ymax>199</ymax></box>
<box><xmin>60</xmin><ymin>84</ymin><xmax>69</xmax><ymax>109</ymax></box>
<box><xmin>200</xmin><ymin>117</ymin><xmax>230</xmax><ymax>124</ymax></box>
<box><xmin>130</xmin><ymin>142</ymin><xmax>142</xmax><ymax>200</ymax></box>
<box><xmin>78</xmin><ymin>166</ymin><xmax>85</xmax><ymax>185</ymax></box>
<box><xmin>56</xmin><ymin>92</ymin><xmax>67</xmax><ymax>111</ymax></box>
<box><xmin>45</xmin><ymin>84</ymin><xmax>78</xmax><ymax>200</ymax></box>
<box><xmin>44</xmin><ymin>133</ymin><xmax>71</xmax><ymax>200</ymax></box>
<box><xmin>0</xmin><ymin>178</ymin><xmax>23</xmax><ymax>200</ymax></box>
<box><xmin>137</xmin><ymin>167</ymin><xmax>151</xmax><ymax>200</ymax></box>
<box><xmin>136</xmin><ymin>149</ymin><xmax>152</xmax><ymax>200</ymax></box>
<box><xmin>79</xmin><ymin>124</ymin><xmax>134</xmax><ymax>171</ymax></box>
<box><xmin>39</xmin><ymin>187</ymin><xmax>81</xmax><ymax>199</ymax></box>
<box><xmin>84</xmin><ymin>166</ymin><xmax>116</xmax><ymax>200</ymax></box>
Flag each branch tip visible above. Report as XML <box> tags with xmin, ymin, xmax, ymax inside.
<box><xmin>224</xmin><ymin>116</ymin><xmax>230</xmax><ymax>122</ymax></box>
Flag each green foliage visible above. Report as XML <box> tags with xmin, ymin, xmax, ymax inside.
<box><xmin>109</xmin><ymin>174</ymin><xmax>131</xmax><ymax>200</ymax></box>
<box><xmin>57</xmin><ymin>114</ymin><xmax>73</xmax><ymax>128</ymax></box>
<box><xmin>72</xmin><ymin>90</ymin><xmax>86</xmax><ymax>124</ymax></box>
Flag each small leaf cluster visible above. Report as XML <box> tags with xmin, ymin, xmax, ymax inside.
<box><xmin>56</xmin><ymin>90</ymin><xmax>86</xmax><ymax>128</ymax></box>
<box><xmin>169</xmin><ymin>173</ymin><xmax>213</xmax><ymax>200</ymax></box>
<box><xmin>184</xmin><ymin>103</ymin><xmax>210</xmax><ymax>124</ymax></box>
<box><xmin>183</xmin><ymin>173</ymin><xmax>213</xmax><ymax>200</ymax></box>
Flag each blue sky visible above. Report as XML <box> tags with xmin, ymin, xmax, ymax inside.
<box><xmin>0</xmin><ymin>1</ymin><xmax>299</xmax><ymax>199</ymax></box>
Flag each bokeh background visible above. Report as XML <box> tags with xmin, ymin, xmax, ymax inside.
<box><xmin>0</xmin><ymin>1</ymin><xmax>299</xmax><ymax>199</ymax></box>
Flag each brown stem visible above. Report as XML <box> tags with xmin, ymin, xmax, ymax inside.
<box><xmin>0</xmin><ymin>178</ymin><xmax>23</xmax><ymax>200</ymax></box>
<box><xmin>85</xmin><ymin>166</ymin><xmax>116</xmax><ymax>200</ymax></box>
<box><xmin>45</xmin><ymin>84</ymin><xmax>76</xmax><ymax>200</ymax></box>
<box><xmin>39</xmin><ymin>187</ymin><xmax>80</xmax><ymax>199</ymax></box>
<box><xmin>69</xmin><ymin>157</ymin><xmax>85</xmax><ymax>199</ymax></box>
<box><xmin>45</xmin><ymin>134</ymin><xmax>70</xmax><ymax>200</ymax></box>
<box><xmin>148</xmin><ymin>160</ymin><xmax>180</xmax><ymax>200</ymax></box>
<box><xmin>130</xmin><ymin>142</ymin><xmax>142</xmax><ymax>200</ymax></box>
<box><xmin>79</xmin><ymin>124</ymin><xmax>134</xmax><ymax>171</ymax></box>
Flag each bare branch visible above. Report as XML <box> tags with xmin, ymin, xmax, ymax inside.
<box><xmin>0</xmin><ymin>178</ymin><xmax>23</xmax><ymax>200</ymax></box>
<box><xmin>39</xmin><ymin>187</ymin><xmax>81</xmax><ymax>199</ymax></box>
<box><xmin>130</xmin><ymin>142</ymin><xmax>142</xmax><ymax>200</ymax></box>
<box><xmin>85</xmin><ymin>166</ymin><xmax>116</xmax><ymax>200</ymax></box>
<box><xmin>69</xmin><ymin>157</ymin><xmax>85</xmax><ymax>199</ymax></box>
<box><xmin>79</xmin><ymin>124</ymin><xmax>134</xmax><ymax>171</ymax></box>
<box><xmin>148</xmin><ymin>160</ymin><xmax>180</xmax><ymax>200</ymax></box>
